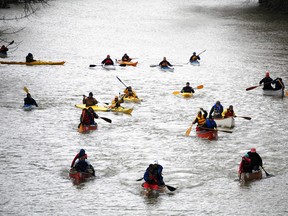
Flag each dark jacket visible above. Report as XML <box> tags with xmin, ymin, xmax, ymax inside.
<box><xmin>24</xmin><ymin>97</ymin><xmax>38</xmax><ymax>107</ymax></box>
<box><xmin>247</xmin><ymin>152</ymin><xmax>263</xmax><ymax>170</ymax></box>
<box><xmin>209</xmin><ymin>104</ymin><xmax>223</xmax><ymax>118</ymax></box>
<box><xmin>101</xmin><ymin>58</ymin><xmax>114</xmax><ymax>65</ymax></box>
<box><xmin>181</xmin><ymin>86</ymin><xmax>195</xmax><ymax>93</ymax></box>
<box><xmin>0</xmin><ymin>45</ymin><xmax>8</xmax><ymax>54</ymax></box>
<box><xmin>189</xmin><ymin>54</ymin><xmax>200</xmax><ymax>62</ymax></box>
<box><xmin>259</xmin><ymin>77</ymin><xmax>273</xmax><ymax>90</ymax></box>
<box><xmin>272</xmin><ymin>78</ymin><xmax>285</xmax><ymax>90</ymax></box>
<box><xmin>144</xmin><ymin>164</ymin><xmax>164</xmax><ymax>186</ymax></box>
<box><xmin>159</xmin><ymin>60</ymin><xmax>172</xmax><ymax>67</ymax></box>
<box><xmin>202</xmin><ymin>118</ymin><xmax>217</xmax><ymax>129</ymax></box>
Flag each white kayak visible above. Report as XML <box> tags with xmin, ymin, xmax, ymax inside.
<box><xmin>214</xmin><ymin>117</ymin><xmax>235</xmax><ymax>128</ymax></box>
<box><xmin>262</xmin><ymin>89</ymin><xmax>284</xmax><ymax>97</ymax></box>
<box><xmin>158</xmin><ymin>66</ymin><xmax>174</xmax><ymax>72</ymax></box>
<box><xmin>190</xmin><ymin>60</ymin><xmax>200</xmax><ymax>66</ymax></box>
<box><xmin>102</xmin><ymin>65</ymin><xmax>116</xmax><ymax>70</ymax></box>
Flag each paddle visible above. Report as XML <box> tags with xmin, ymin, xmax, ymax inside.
<box><xmin>98</xmin><ymin>116</ymin><xmax>112</xmax><ymax>123</ymax></box>
<box><xmin>6</xmin><ymin>40</ymin><xmax>14</xmax><ymax>48</ymax></box>
<box><xmin>116</xmin><ymin>76</ymin><xmax>128</xmax><ymax>88</ymax></box>
<box><xmin>89</xmin><ymin>64</ymin><xmax>102</xmax><ymax>67</ymax></box>
<box><xmin>186</xmin><ymin>50</ymin><xmax>206</xmax><ymax>64</ymax></box>
<box><xmin>246</xmin><ymin>84</ymin><xmax>262</xmax><ymax>91</ymax></box>
<box><xmin>199</xmin><ymin>127</ymin><xmax>233</xmax><ymax>133</ymax></box>
<box><xmin>185</xmin><ymin>124</ymin><xmax>193</xmax><ymax>137</ymax></box>
<box><xmin>235</xmin><ymin>116</ymin><xmax>252</xmax><ymax>120</ymax></box>
<box><xmin>23</xmin><ymin>86</ymin><xmax>29</xmax><ymax>93</ymax></box>
<box><xmin>261</xmin><ymin>166</ymin><xmax>272</xmax><ymax>177</ymax></box>
<box><xmin>286</xmin><ymin>90</ymin><xmax>288</xmax><ymax>97</ymax></box>
<box><xmin>173</xmin><ymin>85</ymin><xmax>204</xmax><ymax>95</ymax></box>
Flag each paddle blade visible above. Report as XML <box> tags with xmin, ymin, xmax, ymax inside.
<box><xmin>246</xmin><ymin>85</ymin><xmax>259</xmax><ymax>91</ymax></box>
<box><xmin>285</xmin><ymin>90</ymin><xmax>288</xmax><ymax>97</ymax></box>
<box><xmin>150</xmin><ymin>64</ymin><xmax>157</xmax><ymax>67</ymax></box>
<box><xmin>238</xmin><ymin>116</ymin><xmax>251</xmax><ymax>120</ymax></box>
<box><xmin>89</xmin><ymin>64</ymin><xmax>97</xmax><ymax>67</ymax></box>
<box><xmin>23</xmin><ymin>86</ymin><xmax>29</xmax><ymax>93</ymax></box>
<box><xmin>197</xmin><ymin>85</ymin><xmax>204</xmax><ymax>89</ymax></box>
<box><xmin>166</xmin><ymin>185</ymin><xmax>176</xmax><ymax>191</ymax></box>
<box><xmin>136</xmin><ymin>177</ymin><xmax>144</xmax><ymax>181</ymax></box>
<box><xmin>9</xmin><ymin>40</ymin><xmax>14</xmax><ymax>46</ymax></box>
<box><xmin>99</xmin><ymin>116</ymin><xmax>112</xmax><ymax>123</ymax></box>
<box><xmin>185</xmin><ymin>125</ymin><xmax>192</xmax><ymax>136</ymax></box>
<box><xmin>172</xmin><ymin>91</ymin><xmax>180</xmax><ymax>95</ymax></box>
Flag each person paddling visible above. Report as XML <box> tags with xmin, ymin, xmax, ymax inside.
<box><xmin>238</xmin><ymin>153</ymin><xmax>252</xmax><ymax>175</ymax></box>
<box><xmin>71</xmin><ymin>149</ymin><xmax>94</xmax><ymax>175</ymax></box>
<box><xmin>83</xmin><ymin>92</ymin><xmax>98</xmax><ymax>106</ymax></box>
<box><xmin>259</xmin><ymin>72</ymin><xmax>273</xmax><ymax>90</ymax></box>
<box><xmin>80</xmin><ymin>107</ymin><xmax>99</xmax><ymax>126</ymax></box>
<box><xmin>247</xmin><ymin>148</ymin><xmax>263</xmax><ymax>172</ymax></box>
<box><xmin>0</xmin><ymin>45</ymin><xmax>9</xmax><ymax>56</ymax></box>
<box><xmin>121</xmin><ymin>53</ymin><xmax>131</xmax><ymax>62</ymax></box>
<box><xmin>189</xmin><ymin>52</ymin><xmax>200</xmax><ymax>62</ymax></box>
<box><xmin>101</xmin><ymin>54</ymin><xmax>114</xmax><ymax>65</ymax></box>
<box><xmin>159</xmin><ymin>57</ymin><xmax>173</xmax><ymax>68</ymax></box>
<box><xmin>192</xmin><ymin>108</ymin><xmax>207</xmax><ymax>127</ymax></box>
<box><xmin>109</xmin><ymin>95</ymin><xmax>124</xmax><ymax>108</ymax></box>
<box><xmin>209</xmin><ymin>101</ymin><xmax>223</xmax><ymax>119</ymax></box>
<box><xmin>26</xmin><ymin>53</ymin><xmax>36</xmax><ymax>63</ymax></box>
<box><xmin>272</xmin><ymin>77</ymin><xmax>285</xmax><ymax>90</ymax></box>
<box><xmin>181</xmin><ymin>82</ymin><xmax>195</xmax><ymax>93</ymax></box>
<box><xmin>143</xmin><ymin>160</ymin><xmax>165</xmax><ymax>190</ymax></box>
<box><xmin>222</xmin><ymin>105</ymin><xmax>236</xmax><ymax>118</ymax></box>
<box><xmin>24</xmin><ymin>93</ymin><xmax>38</xmax><ymax>107</ymax></box>
<box><xmin>123</xmin><ymin>86</ymin><xmax>138</xmax><ymax>98</ymax></box>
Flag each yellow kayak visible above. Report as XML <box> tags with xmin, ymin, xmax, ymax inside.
<box><xmin>0</xmin><ymin>60</ymin><xmax>65</xmax><ymax>65</ymax></box>
<box><xmin>123</xmin><ymin>96</ymin><xmax>142</xmax><ymax>103</ymax></box>
<box><xmin>75</xmin><ymin>104</ymin><xmax>133</xmax><ymax>114</ymax></box>
<box><xmin>181</xmin><ymin>92</ymin><xmax>193</xmax><ymax>98</ymax></box>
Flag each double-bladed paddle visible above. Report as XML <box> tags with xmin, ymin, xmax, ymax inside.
<box><xmin>116</xmin><ymin>76</ymin><xmax>128</xmax><ymax>88</ymax></box>
<box><xmin>89</xmin><ymin>64</ymin><xmax>126</xmax><ymax>67</ymax></box>
<box><xmin>6</xmin><ymin>40</ymin><xmax>14</xmax><ymax>48</ymax></box>
<box><xmin>23</xmin><ymin>86</ymin><xmax>29</xmax><ymax>93</ymax></box>
<box><xmin>173</xmin><ymin>85</ymin><xmax>204</xmax><ymax>95</ymax></box>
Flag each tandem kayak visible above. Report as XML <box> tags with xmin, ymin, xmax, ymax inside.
<box><xmin>159</xmin><ymin>66</ymin><xmax>174</xmax><ymax>72</ymax></box>
<box><xmin>262</xmin><ymin>89</ymin><xmax>284</xmax><ymax>97</ymax></box>
<box><xmin>0</xmin><ymin>60</ymin><xmax>65</xmax><ymax>65</ymax></box>
<box><xmin>117</xmin><ymin>60</ymin><xmax>138</xmax><ymax>67</ymax></box>
<box><xmin>123</xmin><ymin>96</ymin><xmax>143</xmax><ymax>103</ymax></box>
<box><xmin>78</xmin><ymin>124</ymin><xmax>98</xmax><ymax>133</ymax></box>
<box><xmin>69</xmin><ymin>165</ymin><xmax>95</xmax><ymax>182</ymax></box>
<box><xmin>196</xmin><ymin>126</ymin><xmax>218</xmax><ymax>140</ymax></box>
<box><xmin>22</xmin><ymin>104</ymin><xmax>36</xmax><ymax>111</ymax></box>
<box><xmin>190</xmin><ymin>60</ymin><xmax>200</xmax><ymax>66</ymax></box>
<box><xmin>75</xmin><ymin>104</ymin><xmax>133</xmax><ymax>115</ymax></box>
<box><xmin>239</xmin><ymin>170</ymin><xmax>262</xmax><ymax>183</ymax></box>
<box><xmin>214</xmin><ymin>117</ymin><xmax>235</xmax><ymax>128</ymax></box>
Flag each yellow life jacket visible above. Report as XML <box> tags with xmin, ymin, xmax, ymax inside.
<box><xmin>197</xmin><ymin>116</ymin><xmax>206</xmax><ymax>125</ymax></box>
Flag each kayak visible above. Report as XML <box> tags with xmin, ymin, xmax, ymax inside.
<box><xmin>102</xmin><ymin>64</ymin><xmax>116</xmax><ymax>70</ymax></box>
<box><xmin>263</xmin><ymin>89</ymin><xmax>284</xmax><ymax>97</ymax></box>
<box><xmin>159</xmin><ymin>66</ymin><xmax>174</xmax><ymax>72</ymax></box>
<box><xmin>214</xmin><ymin>117</ymin><xmax>235</xmax><ymax>128</ymax></box>
<box><xmin>190</xmin><ymin>60</ymin><xmax>200</xmax><ymax>66</ymax></box>
<box><xmin>196</xmin><ymin>126</ymin><xmax>218</xmax><ymax>140</ymax></box>
<box><xmin>69</xmin><ymin>165</ymin><xmax>95</xmax><ymax>182</ymax></box>
<box><xmin>141</xmin><ymin>182</ymin><xmax>166</xmax><ymax>197</ymax></box>
<box><xmin>117</xmin><ymin>60</ymin><xmax>138</xmax><ymax>67</ymax></box>
<box><xmin>123</xmin><ymin>96</ymin><xmax>143</xmax><ymax>103</ymax></box>
<box><xmin>239</xmin><ymin>170</ymin><xmax>262</xmax><ymax>182</ymax></box>
<box><xmin>0</xmin><ymin>60</ymin><xmax>65</xmax><ymax>65</ymax></box>
<box><xmin>78</xmin><ymin>124</ymin><xmax>97</xmax><ymax>133</ymax></box>
<box><xmin>75</xmin><ymin>104</ymin><xmax>133</xmax><ymax>115</ymax></box>
<box><xmin>180</xmin><ymin>92</ymin><xmax>193</xmax><ymax>98</ymax></box>
<box><xmin>22</xmin><ymin>104</ymin><xmax>36</xmax><ymax>111</ymax></box>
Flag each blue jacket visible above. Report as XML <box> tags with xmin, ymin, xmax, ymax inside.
<box><xmin>144</xmin><ymin>164</ymin><xmax>164</xmax><ymax>186</ymax></box>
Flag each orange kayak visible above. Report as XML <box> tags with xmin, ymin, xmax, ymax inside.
<box><xmin>117</xmin><ymin>60</ymin><xmax>138</xmax><ymax>66</ymax></box>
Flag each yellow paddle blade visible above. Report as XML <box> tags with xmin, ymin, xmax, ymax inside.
<box><xmin>23</xmin><ymin>86</ymin><xmax>29</xmax><ymax>93</ymax></box>
<box><xmin>286</xmin><ymin>90</ymin><xmax>288</xmax><ymax>97</ymax></box>
<box><xmin>173</xmin><ymin>91</ymin><xmax>180</xmax><ymax>95</ymax></box>
<box><xmin>185</xmin><ymin>125</ymin><xmax>192</xmax><ymax>136</ymax></box>
<box><xmin>197</xmin><ymin>85</ymin><xmax>204</xmax><ymax>89</ymax></box>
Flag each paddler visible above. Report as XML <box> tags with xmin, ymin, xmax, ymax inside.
<box><xmin>192</xmin><ymin>108</ymin><xmax>207</xmax><ymax>127</ymax></box>
<box><xmin>123</xmin><ymin>86</ymin><xmax>138</xmax><ymax>98</ymax></box>
<box><xmin>222</xmin><ymin>105</ymin><xmax>236</xmax><ymax>118</ymax></box>
<box><xmin>83</xmin><ymin>92</ymin><xmax>98</xmax><ymax>106</ymax></box>
<box><xmin>143</xmin><ymin>160</ymin><xmax>165</xmax><ymax>190</ymax></box>
<box><xmin>181</xmin><ymin>82</ymin><xmax>195</xmax><ymax>93</ymax></box>
<box><xmin>159</xmin><ymin>57</ymin><xmax>173</xmax><ymax>67</ymax></box>
<box><xmin>109</xmin><ymin>95</ymin><xmax>124</xmax><ymax>108</ymax></box>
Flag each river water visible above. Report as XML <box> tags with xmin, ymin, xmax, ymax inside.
<box><xmin>1</xmin><ymin>0</ymin><xmax>288</xmax><ymax>215</ymax></box>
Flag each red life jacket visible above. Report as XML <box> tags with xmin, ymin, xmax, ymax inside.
<box><xmin>81</xmin><ymin>109</ymin><xmax>90</xmax><ymax>125</ymax></box>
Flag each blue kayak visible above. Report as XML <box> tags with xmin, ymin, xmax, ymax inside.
<box><xmin>23</xmin><ymin>104</ymin><xmax>36</xmax><ymax>111</ymax></box>
<box><xmin>190</xmin><ymin>60</ymin><xmax>200</xmax><ymax>66</ymax></box>
<box><xmin>159</xmin><ymin>66</ymin><xmax>174</xmax><ymax>72</ymax></box>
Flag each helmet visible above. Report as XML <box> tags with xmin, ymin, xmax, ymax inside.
<box><xmin>250</xmin><ymin>148</ymin><xmax>256</xmax><ymax>153</ymax></box>
<box><xmin>79</xmin><ymin>149</ymin><xmax>85</xmax><ymax>157</ymax></box>
<box><xmin>266</xmin><ymin>72</ymin><xmax>270</xmax><ymax>77</ymax></box>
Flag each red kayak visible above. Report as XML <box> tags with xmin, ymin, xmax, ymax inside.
<box><xmin>69</xmin><ymin>166</ymin><xmax>95</xmax><ymax>182</ymax></box>
<box><xmin>78</xmin><ymin>124</ymin><xmax>97</xmax><ymax>133</ymax></box>
<box><xmin>142</xmin><ymin>182</ymin><xmax>166</xmax><ymax>196</ymax></box>
<box><xmin>196</xmin><ymin>126</ymin><xmax>218</xmax><ymax>140</ymax></box>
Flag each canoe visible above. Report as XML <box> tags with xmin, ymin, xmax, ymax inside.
<box><xmin>196</xmin><ymin>126</ymin><xmax>218</xmax><ymax>140</ymax></box>
<box><xmin>0</xmin><ymin>53</ymin><xmax>7</xmax><ymax>58</ymax></box>
<box><xmin>263</xmin><ymin>89</ymin><xmax>284</xmax><ymax>97</ymax></box>
<box><xmin>75</xmin><ymin>104</ymin><xmax>133</xmax><ymax>114</ymax></box>
<box><xmin>123</xmin><ymin>96</ymin><xmax>143</xmax><ymax>103</ymax></box>
<box><xmin>214</xmin><ymin>117</ymin><xmax>235</xmax><ymax>128</ymax></box>
<box><xmin>117</xmin><ymin>60</ymin><xmax>138</xmax><ymax>67</ymax></box>
<box><xmin>0</xmin><ymin>60</ymin><xmax>65</xmax><ymax>65</ymax></box>
<box><xmin>69</xmin><ymin>166</ymin><xmax>95</xmax><ymax>182</ymax></box>
<box><xmin>141</xmin><ymin>182</ymin><xmax>166</xmax><ymax>197</ymax></box>
<box><xmin>190</xmin><ymin>60</ymin><xmax>200</xmax><ymax>66</ymax></box>
<box><xmin>78</xmin><ymin>124</ymin><xmax>97</xmax><ymax>133</ymax></box>
<box><xmin>159</xmin><ymin>66</ymin><xmax>174</xmax><ymax>72</ymax></box>
<box><xmin>22</xmin><ymin>104</ymin><xmax>36</xmax><ymax>111</ymax></box>
<box><xmin>239</xmin><ymin>170</ymin><xmax>262</xmax><ymax>182</ymax></box>
<box><xmin>102</xmin><ymin>64</ymin><xmax>116</xmax><ymax>70</ymax></box>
